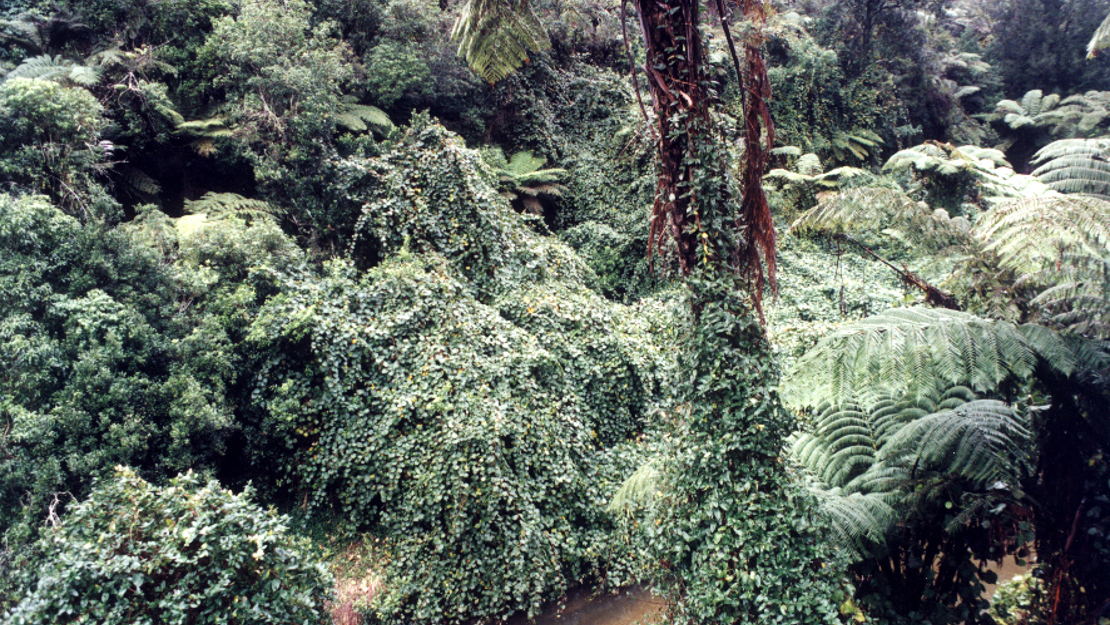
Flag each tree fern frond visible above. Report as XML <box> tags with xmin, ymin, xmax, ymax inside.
<box><xmin>176</xmin><ymin>117</ymin><xmax>233</xmax><ymax>156</ymax></box>
<box><xmin>1088</xmin><ymin>10</ymin><xmax>1110</xmax><ymax>58</ymax></box>
<box><xmin>785</xmin><ymin>308</ymin><xmax>1078</xmax><ymax>407</ymax></box>
<box><xmin>0</xmin><ymin>17</ymin><xmax>45</xmax><ymax>53</ymax></box>
<box><xmin>1021</xmin><ymin>89</ymin><xmax>1045</xmax><ymax>116</ymax></box>
<box><xmin>810</xmin><ymin>487</ymin><xmax>897</xmax><ymax>558</ymax></box>
<box><xmin>506</xmin><ymin>150</ymin><xmax>548</xmax><ymax>174</ymax></box>
<box><xmin>335</xmin><ymin>101</ymin><xmax>394</xmax><ymax>136</ymax></box>
<box><xmin>975</xmin><ymin>194</ymin><xmax>1110</xmax><ymax>273</ymax></box>
<box><xmin>1031</xmin><ymin>138</ymin><xmax>1110</xmax><ymax>198</ymax></box>
<box><xmin>176</xmin><ymin>117</ymin><xmax>232</xmax><ymax>137</ymax></box>
<box><xmin>788</xmin><ymin>187</ymin><xmax>960</xmax><ymax>249</ymax></box>
<box><xmin>881</xmin><ymin>400</ymin><xmax>1031</xmax><ymax>489</ymax></box>
<box><xmin>994</xmin><ymin>100</ymin><xmax>1024</xmax><ymax>116</ymax></box>
<box><xmin>607</xmin><ymin>460</ymin><xmax>661</xmax><ymax>513</ymax></box>
<box><xmin>181</xmin><ymin>192</ymin><xmax>276</xmax><ymax>225</ymax></box>
<box><xmin>452</xmin><ymin>0</ymin><xmax>550</xmax><ymax>83</ymax></box>
<box><xmin>3</xmin><ymin>54</ymin><xmax>102</xmax><ymax>86</ymax></box>
<box><xmin>117</xmin><ymin>166</ymin><xmax>161</xmax><ymax>197</ymax></box>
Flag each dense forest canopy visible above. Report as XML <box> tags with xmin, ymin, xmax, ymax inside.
<box><xmin>1</xmin><ymin>0</ymin><xmax>1109</xmax><ymax>624</ymax></box>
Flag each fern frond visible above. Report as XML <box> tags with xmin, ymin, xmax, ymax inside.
<box><xmin>1021</xmin><ymin>89</ymin><xmax>1045</xmax><ymax>116</ymax></box>
<box><xmin>881</xmin><ymin>400</ymin><xmax>1031</xmax><ymax>489</ymax></box>
<box><xmin>1088</xmin><ymin>10</ymin><xmax>1110</xmax><ymax>58</ymax></box>
<box><xmin>451</xmin><ymin>0</ymin><xmax>550</xmax><ymax>83</ymax></box>
<box><xmin>181</xmin><ymin>192</ymin><xmax>275</xmax><ymax>225</ymax></box>
<box><xmin>0</xmin><ymin>17</ymin><xmax>45</xmax><ymax>53</ymax></box>
<box><xmin>117</xmin><ymin>166</ymin><xmax>161</xmax><ymax>196</ymax></box>
<box><xmin>975</xmin><ymin>194</ymin><xmax>1110</xmax><ymax>273</ymax></box>
<box><xmin>335</xmin><ymin>101</ymin><xmax>394</xmax><ymax>136</ymax></box>
<box><xmin>175</xmin><ymin>117</ymin><xmax>232</xmax><ymax>137</ymax></box>
<box><xmin>3</xmin><ymin>54</ymin><xmax>102</xmax><ymax>86</ymax></box>
<box><xmin>1030</xmin><ymin>138</ymin><xmax>1110</xmax><ymax>198</ymax></box>
<box><xmin>788</xmin><ymin>187</ymin><xmax>961</xmax><ymax>249</ymax></box>
<box><xmin>793</xmin><ymin>391</ymin><xmax>948</xmax><ymax>489</ymax></box>
<box><xmin>810</xmin><ymin>487</ymin><xmax>897</xmax><ymax>558</ymax></box>
<box><xmin>994</xmin><ymin>100</ymin><xmax>1025</xmax><ymax>116</ymax></box>
<box><xmin>786</xmin><ymin>308</ymin><xmax>1078</xmax><ymax>407</ymax></box>
<box><xmin>176</xmin><ymin>117</ymin><xmax>233</xmax><ymax>155</ymax></box>
<box><xmin>607</xmin><ymin>461</ymin><xmax>661</xmax><ymax>513</ymax></box>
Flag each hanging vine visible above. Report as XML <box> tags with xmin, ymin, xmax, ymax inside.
<box><xmin>638</xmin><ymin>0</ymin><xmax>776</xmax><ymax>318</ymax></box>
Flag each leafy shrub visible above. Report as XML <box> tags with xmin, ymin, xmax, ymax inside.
<box><xmin>363</xmin><ymin>41</ymin><xmax>434</xmax><ymax>110</ymax></box>
<box><xmin>4</xmin><ymin>467</ymin><xmax>332</xmax><ymax>625</ymax></box>
<box><xmin>347</xmin><ymin>116</ymin><xmax>598</xmax><ymax>299</ymax></box>
<box><xmin>989</xmin><ymin>572</ymin><xmax>1047</xmax><ymax>625</ymax></box>
<box><xmin>0</xmin><ymin>78</ymin><xmax>116</xmax><ymax>220</ymax></box>
<box><xmin>0</xmin><ymin>194</ymin><xmax>298</xmax><ymax>556</ymax></box>
<box><xmin>199</xmin><ymin>0</ymin><xmax>360</xmax><ymax>243</ymax></box>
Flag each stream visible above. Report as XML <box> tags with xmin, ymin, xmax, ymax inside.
<box><xmin>505</xmin><ymin>586</ymin><xmax>666</xmax><ymax>625</ymax></box>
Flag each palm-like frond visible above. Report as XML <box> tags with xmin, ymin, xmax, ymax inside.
<box><xmin>481</xmin><ymin>149</ymin><xmax>566</xmax><ymax>214</ymax></box>
<box><xmin>764</xmin><ymin>149</ymin><xmax>866</xmax><ymax>194</ymax></box>
<box><xmin>175</xmin><ymin>117</ymin><xmax>233</xmax><ymax>156</ymax></box>
<box><xmin>117</xmin><ymin>166</ymin><xmax>162</xmax><ymax>197</ymax></box>
<box><xmin>786</xmin><ymin>307</ymin><xmax>1078</xmax><ymax>407</ymax></box>
<box><xmin>975</xmin><ymin>194</ymin><xmax>1110</xmax><ymax>273</ymax></box>
<box><xmin>792</xmin><ymin>393</ymin><xmax>933</xmax><ymax>488</ymax></box>
<box><xmin>1088</xmin><ymin>10</ymin><xmax>1110</xmax><ymax>58</ymax></box>
<box><xmin>809</xmin><ymin>487</ymin><xmax>898</xmax><ymax>558</ymax></box>
<box><xmin>1030</xmin><ymin>138</ymin><xmax>1110</xmax><ymax>199</ymax></box>
<box><xmin>607</xmin><ymin>460</ymin><xmax>661</xmax><ymax>513</ymax></box>
<box><xmin>335</xmin><ymin>98</ymin><xmax>394</xmax><ymax>136</ymax></box>
<box><xmin>451</xmin><ymin>0</ymin><xmax>550</xmax><ymax>83</ymax></box>
<box><xmin>0</xmin><ymin>17</ymin><xmax>46</xmax><ymax>54</ymax></box>
<box><xmin>181</xmin><ymin>192</ymin><xmax>275</xmax><ymax>227</ymax></box>
<box><xmin>3</xmin><ymin>54</ymin><xmax>102</xmax><ymax>86</ymax></box>
<box><xmin>828</xmin><ymin>128</ymin><xmax>883</xmax><ymax>162</ymax></box>
<box><xmin>880</xmin><ymin>399</ymin><xmax>1031</xmax><ymax>489</ymax></box>
<box><xmin>794</xmin><ymin>384</ymin><xmax>1030</xmax><ymax>560</ymax></box>
<box><xmin>788</xmin><ymin>187</ymin><xmax>963</xmax><ymax>249</ymax></box>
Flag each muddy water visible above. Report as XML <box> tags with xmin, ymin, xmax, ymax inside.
<box><xmin>500</xmin><ymin>558</ymin><xmax>1029</xmax><ymax>625</ymax></box>
<box><xmin>505</xmin><ymin>586</ymin><xmax>666</xmax><ymax>625</ymax></box>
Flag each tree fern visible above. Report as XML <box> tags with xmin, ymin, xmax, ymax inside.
<box><xmin>972</xmin><ymin>194</ymin><xmax>1110</xmax><ymax>337</ymax></box>
<box><xmin>175</xmin><ymin>117</ymin><xmax>233</xmax><ymax>156</ymax></box>
<box><xmin>1088</xmin><ymin>10</ymin><xmax>1110</xmax><ymax>58</ymax></box>
<box><xmin>880</xmin><ymin>399</ymin><xmax>1031</xmax><ymax>489</ymax></box>
<box><xmin>451</xmin><ymin>0</ymin><xmax>550</xmax><ymax>83</ymax></box>
<box><xmin>2</xmin><ymin>54</ymin><xmax>101</xmax><ymax>87</ymax></box>
<box><xmin>793</xmin><ymin>384</ymin><xmax>1030</xmax><ymax>560</ymax></box>
<box><xmin>764</xmin><ymin>152</ymin><xmax>867</xmax><ymax>192</ymax></box>
<box><xmin>808</xmin><ymin>487</ymin><xmax>898</xmax><ymax>558</ymax></box>
<box><xmin>785</xmin><ymin>307</ymin><xmax>1079</xmax><ymax>407</ymax></box>
<box><xmin>481</xmin><ymin>148</ymin><xmax>566</xmax><ymax>214</ymax></box>
<box><xmin>182</xmin><ymin>192</ymin><xmax>275</xmax><ymax>225</ymax></box>
<box><xmin>788</xmin><ymin>187</ymin><xmax>963</xmax><ymax>249</ymax></box>
<box><xmin>828</xmin><ymin>128</ymin><xmax>883</xmax><ymax>162</ymax></box>
<box><xmin>1030</xmin><ymin>138</ymin><xmax>1110</xmax><ymax>199</ymax></box>
<box><xmin>117</xmin><ymin>166</ymin><xmax>161</xmax><ymax>197</ymax></box>
<box><xmin>334</xmin><ymin>98</ymin><xmax>394</xmax><ymax>136</ymax></box>
<box><xmin>0</xmin><ymin>16</ymin><xmax>46</xmax><ymax>55</ymax></box>
<box><xmin>792</xmin><ymin>393</ymin><xmax>934</xmax><ymax>488</ymax></box>
<box><xmin>975</xmin><ymin>194</ymin><xmax>1110</xmax><ymax>272</ymax></box>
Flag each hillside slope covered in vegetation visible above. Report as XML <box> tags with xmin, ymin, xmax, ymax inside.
<box><xmin>2</xmin><ymin>0</ymin><xmax>1109</xmax><ymax>624</ymax></box>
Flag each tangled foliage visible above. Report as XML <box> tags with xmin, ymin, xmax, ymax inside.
<box><xmin>642</xmin><ymin>276</ymin><xmax>843</xmax><ymax>625</ymax></box>
<box><xmin>0</xmin><ymin>193</ymin><xmax>299</xmax><ymax>567</ymax></box>
<box><xmin>0</xmin><ymin>78</ymin><xmax>115</xmax><ymax>220</ymax></box>
<box><xmin>246</xmin><ymin>119</ymin><xmax>672</xmax><ymax>623</ymax></box>
<box><xmin>5</xmin><ymin>467</ymin><xmax>332</xmax><ymax>625</ymax></box>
